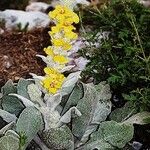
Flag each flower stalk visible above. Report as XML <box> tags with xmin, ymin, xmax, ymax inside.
<box><xmin>41</xmin><ymin>4</ymin><xmax>79</xmax><ymax>94</ymax></box>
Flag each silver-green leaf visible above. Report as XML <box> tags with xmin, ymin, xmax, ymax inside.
<box><xmin>16</xmin><ymin>107</ymin><xmax>43</xmax><ymax>145</ymax></box>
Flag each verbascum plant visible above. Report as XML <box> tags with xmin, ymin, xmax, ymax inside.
<box><xmin>0</xmin><ymin>1</ymin><xmax>150</xmax><ymax>150</ymax></box>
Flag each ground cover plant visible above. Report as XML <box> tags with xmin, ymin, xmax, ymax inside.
<box><xmin>0</xmin><ymin>0</ymin><xmax>150</xmax><ymax>150</ymax></box>
<box><xmin>80</xmin><ymin>0</ymin><xmax>150</xmax><ymax>111</ymax></box>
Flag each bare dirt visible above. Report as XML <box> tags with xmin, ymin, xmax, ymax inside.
<box><xmin>0</xmin><ymin>28</ymin><xmax>51</xmax><ymax>87</ymax></box>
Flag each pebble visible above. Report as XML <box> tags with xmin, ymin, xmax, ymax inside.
<box><xmin>132</xmin><ymin>141</ymin><xmax>143</xmax><ymax>150</ymax></box>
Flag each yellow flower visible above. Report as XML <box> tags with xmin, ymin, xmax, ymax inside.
<box><xmin>52</xmin><ymin>39</ymin><xmax>64</xmax><ymax>46</ymax></box>
<box><xmin>42</xmin><ymin>67</ymin><xmax>65</xmax><ymax>94</ymax></box>
<box><xmin>50</xmin><ymin>26</ymin><xmax>61</xmax><ymax>35</ymax></box>
<box><xmin>44</xmin><ymin>67</ymin><xmax>59</xmax><ymax>75</ymax></box>
<box><xmin>42</xmin><ymin>74</ymin><xmax>65</xmax><ymax>94</ymax></box>
<box><xmin>44</xmin><ymin>46</ymin><xmax>54</xmax><ymax>56</ymax></box>
<box><xmin>49</xmin><ymin>5</ymin><xmax>71</xmax><ymax>21</ymax></box>
<box><xmin>49</xmin><ymin>5</ymin><xmax>79</xmax><ymax>24</ymax></box>
<box><xmin>52</xmin><ymin>39</ymin><xmax>72</xmax><ymax>50</ymax></box>
<box><xmin>65</xmin><ymin>31</ymin><xmax>78</xmax><ymax>39</ymax></box>
<box><xmin>53</xmin><ymin>55</ymin><xmax>69</xmax><ymax>64</ymax></box>
<box><xmin>71</xmin><ymin>13</ymin><xmax>79</xmax><ymax>24</ymax></box>
<box><xmin>63</xmin><ymin>25</ymin><xmax>76</xmax><ymax>32</ymax></box>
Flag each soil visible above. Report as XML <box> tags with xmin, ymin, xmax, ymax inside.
<box><xmin>0</xmin><ymin>28</ymin><xmax>51</xmax><ymax>87</ymax></box>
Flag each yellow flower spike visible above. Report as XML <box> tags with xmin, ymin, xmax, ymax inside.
<box><xmin>41</xmin><ymin>4</ymin><xmax>79</xmax><ymax>94</ymax></box>
<box><xmin>53</xmin><ymin>55</ymin><xmax>69</xmax><ymax>64</ymax></box>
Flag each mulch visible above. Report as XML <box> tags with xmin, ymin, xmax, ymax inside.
<box><xmin>0</xmin><ymin>28</ymin><xmax>51</xmax><ymax>87</ymax></box>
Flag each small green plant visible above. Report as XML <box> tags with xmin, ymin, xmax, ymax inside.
<box><xmin>16</xmin><ymin>23</ymin><xmax>29</xmax><ymax>32</ymax></box>
<box><xmin>80</xmin><ymin>0</ymin><xmax>150</xmax><ymax>110</ymax></box>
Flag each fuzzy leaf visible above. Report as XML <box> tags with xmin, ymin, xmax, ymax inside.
<box><xmin>27</xmin><ymin>84</ymin><xmax>43</xmax><ymax>106</ymax></box>
<box><xmin>0</xmin><ymin>135</ymin><xmax>19</xmax><ymax>150</ymax></box>
<box><xmin>1</xmin><ymin>80</ymin><xmax>17</xmax><ymax>95</ymax></box>
<box><xmin>92</xmin><ymin>101</ymin><xmax>111</xmax><ymax>124</ymax></box>
<box><xmin>61</xmin><ymin>83</ymin><xmax>84</xmax><ymax>115</ymax></box>
<box><xmin>72</xmin><ymin>83</ymin><xmax>98</xmax><ymax>139</ymax></box>
<box><xmin>0</xmin><ymin>109</ymin><xmax>17</xmax><ymax>123</ymax></box>
<box><xmin>110</xmin><ymin>102</ymin><xmax>137</xmax><ymax>122</ymax></box>
<box><xmin>5</xmin><ymin>130</ymin><xmax>19</xmax><ymax>139</ymax></box>
<box><xmin>81</xmin><ymin>139</ymin><xmax>114</xmax><ymax>150</ymax></box>
<box><xmin>92</xmin><ymin>82</ymin><xmax>112</xmax><ymax>124</ymax></box>
<box><xmin>16</xmin><ymin>107</ymin><xmax>43</xmax><ymax>145</ymax></box>
<box><xmin>79</xmin><ymin>83</ymin><xmax>112</xmax><ymax>146</ymax></box>
<box><xmin>61</xmin><ymin>71</ymin><xmax>81</xmax><ymax>95</ymax></box>
<box><xmin>60</xmin><ymin>106</ymin><xmax>81</xmax><ymax>124</ymax></box>
<box><xmin>17</xmin><ymin>78</ymin><xmax>32</xmax><ymax>99</ymax></box>
<box><xmin>2</xmin><ymin>95</ymin><xmax>24</xmax><ymax>116</ymax></box>
<box><xmin>123</xmin><ymin>112</ymin><xmax>150</xmax><ymax>125</ymax></box>
<box><xmin>40</xmin><ymin>125</ymin><xmax>74</xmax><ymax>150</ymax></box>
<box><xmin>95</xmin><ymin>82</ymin><xmax>112</xmax><ymax>100</ymax></box>
<box><xmin>0</xmin><ymin>122</ymin><xmax>15</xmax><ymax>136</ymax></box>
<box><xmin>9</xmin><ymin>94</ymin><xmax>38</xmax><ymax>108</ymax></box>
<box><xmin>86</xmin><ymin>121</ymin><xmax>134</xmax><ymax>149</ymax></box>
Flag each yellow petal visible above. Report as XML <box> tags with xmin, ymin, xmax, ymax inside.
<box><xmin>52</xmin><ymin>39</ymin><xmax>64</xmax><ymax>46</ymax></box>
<box><xmin>44</xmin><ymin>47</ymin><xmax>54</xmax><ymax>56</ymax></box>
<box><xmin>48</xmin><ymin>87</ymin><xmax>57</xmax><ymax>94</ymax></box>
<box><xmin>53</xmin><ymin>55</ymin><xmax>69</xmax><ymax>64</ymax></box>
<box><xmin>65</xmin><ymin>32</ymin><xmax>78</xmax><ymax>40</ymax></box>
<box><xmin>44</xmin><ymin>67</ymin><xmax>57</xmax><ymax>75</ymax></box>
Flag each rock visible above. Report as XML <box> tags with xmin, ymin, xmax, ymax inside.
<box><xmin>26</xmin><ymin>2</ymin><xmax>50</xmax><ymax>12</ymax></box>
<box><xmin>0</xmin><ymin>10</ymin><xmax>50</xmax><ymax>31</ymax></box>
<box><xmin>0</xmin><ymin>28</ymin><xmax>4</xmax><ymax>34</ymax></box>
<box><xmin>75</xmin><ymin>0</ymin><xmax>90</xmax><ymax>5</ymax></box>
<box><xmin>2</xmin><ymin>55</ymin><xmax>12</xmax><ymax>69</ymax></box>
<box><xmin>132</xmin><ymin>141</ymin><xmax>143</xmax><ymax>150</ymax></box>
<box><xmin>49</xmin><ymin>0</ymin><xmax>90</xmax><ymax>8</ymax></box>
<box><xmin>140</xmin><ymin>0</ymin><xmax>150</xmax><ymax>7</ymax></box>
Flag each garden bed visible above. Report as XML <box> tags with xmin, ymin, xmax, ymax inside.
<box><xmin>0</xmin><ymin>0</ymin><xmax>150</xmax><ymax>150</ymax></box>
<box><xmin>0</xmin><ymin>28</ymin><xmax>50</xmax><ymax>86</ymax></box>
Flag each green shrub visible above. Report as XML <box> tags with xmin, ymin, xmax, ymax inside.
<box><xmin>80</xmin><ymin>0</ymin><xmax>150</xmax><ymax>110</ymax></box>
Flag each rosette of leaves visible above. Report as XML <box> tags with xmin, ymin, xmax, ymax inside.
<box><xmin>0</xmin><ymin>78</ymin><xmax>150</xmax><ymax>150</ymax></box>
<box><xmin>80</xmin><ymin>0</ymin><xmax>150</xmax><ymax>110</ymax></box>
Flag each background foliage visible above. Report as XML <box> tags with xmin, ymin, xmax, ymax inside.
<box><xmin>80</xmin><ymin>0</ymin><xmax>150</xmax><ymax>111</ymax></box>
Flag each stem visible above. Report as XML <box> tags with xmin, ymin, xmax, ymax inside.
<box><xmin>126</xmin><ymin>11</ymin><xmax>150</xmax><ymax>75</ymax></box>
<box><xmin>130</xmin><ymin>16</ymin><xmax>146</xmax><ymax>60</ymax></box>
<box><xmin>79</xmin><ymin>11</ymin><xmax>86</xmax><ymax>35</ymax></box>
<box><xmin>122</xmin><ymin>0</ymin><xmax>150</xmax><ymax>75</ymax></box>
<box><xmin>34</xmin><ymin>135</ymin><xmax>50</xmax><ymax>150</ymax></box>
